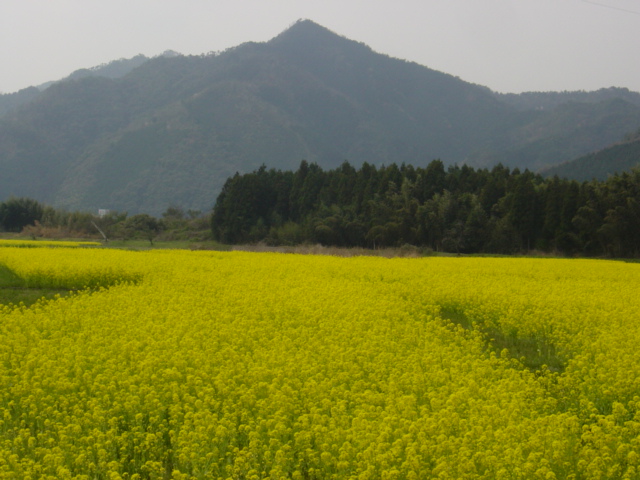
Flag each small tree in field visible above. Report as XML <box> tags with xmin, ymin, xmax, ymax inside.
<box><xmin>124</xmin><ymin>214</ymin><xmax>163</xmax><ymax>245</ymax></box>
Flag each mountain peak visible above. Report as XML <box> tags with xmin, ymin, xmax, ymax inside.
<box><xmin>267</xmin><ymin>19</ymin><xmax>374</xmax><ymax>67</ymax></box>
<box><xmin>273</xmin><ymin>19</ymin><xmax>337</xmax><ymax>40</ymax></box>
<box><xmin>269</xmin><ymin>19</ymin><xmax>359</xmax><ymax>51</ymax></box>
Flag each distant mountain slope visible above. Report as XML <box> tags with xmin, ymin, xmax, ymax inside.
<box><xmin>468</xmin><ymin>98</ymin><xmax>640</xmax><ymax>171</ymax></box>
<box><xmin>494</xmin><ymin>87</ymin><xmax>640</xmax><ymax>111</ymax></box>
<box><xmin>541</xmin><ymin>133</ymin><xmax>640</xmax><ymax>181</ymax></box>
<box><xmin>0</xmin><ymin>54</ymin><xmax>150</xmax><ymax>118</ymax></box>
<box><xmin>0</xmin><ymin>87</ymin><xmax>41</xmax><ymax>117</ymax></box>
<box><xmin>1</xmin><ymin>20</ymin><xmax>640</xmax><ymax>215</ymax></box>
<box><xmin>56</xmin><ymin>54</ymin><xmax>150</xmax><ymax>84</ymax></box>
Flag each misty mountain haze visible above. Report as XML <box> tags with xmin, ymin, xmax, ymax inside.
<box><xmin>0</xmin><ymin>20</ymin><xmax>639</xmax><ymax>215</ymax></box>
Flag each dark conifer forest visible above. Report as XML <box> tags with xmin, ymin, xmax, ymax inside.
<box><xmin>211</xmin><ymin>160</ymin><xmax>640</xmax><ymax>257</ymax></box>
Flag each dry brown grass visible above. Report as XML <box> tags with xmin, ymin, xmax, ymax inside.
<box><xmin>20</xmin><ymin>223</ymin><xmax>98</xmax><ymax>240</ymax></box>
<box><xmin>231</xmin><ymin>243</ymin><xmax>429</xmax><ymax>258</ymax></box>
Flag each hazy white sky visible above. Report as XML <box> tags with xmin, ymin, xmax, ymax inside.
<box><xmin>1</xmin><ymin>0</ymin><xmax>639</xmax><ymax>94</ymax></box>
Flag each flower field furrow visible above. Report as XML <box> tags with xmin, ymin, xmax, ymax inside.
<box><xmin>1</xmin><ymin>249</ymin><xmax>640</xmax><ymax>479</ymax></box>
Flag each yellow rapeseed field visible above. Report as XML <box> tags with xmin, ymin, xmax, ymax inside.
<box><xmin>1</xmin><ymin>247</ymin><xmax>640</xmax><ymax>479</ymax></box>
<box><xmin>0</xmin><ymin>240</ymin><xmax>101</xmax><ymax>249</ymax></box>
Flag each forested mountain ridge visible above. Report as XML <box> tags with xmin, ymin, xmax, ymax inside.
<box><xmin>0</xmin><ymin>87</ymin><xmax>41</xmax><ymax>117</ymax></box>
<box><xmin>1</xmin><ymin>20</ymin><xmax>639</xmax><ymax>215</ymax></box>
<box><xmin>470</xmin><ymin>99</ymin><xmax>640</xmax><ymax>172</ymax></box>
<box><xmin>494</xmin><ymin>87</ymin><xmax>640</xmax><ymax>111</ymax></box>
<box><xmin>541</xmin><ymin>128</ymin><xmax>640</xmax><ymax>181</ymax></box>
<box><xmin>0</xmin><ymin>54</ymin><xmax>150</xmax><ymax>117</ymax></box>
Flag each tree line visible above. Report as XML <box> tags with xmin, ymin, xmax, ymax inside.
<box><xmin>0</xmin><ymin>198</ymin><xmax>208</xmax><ymax>245</ymax></box>
<box><xmin>211</xmin><ymin>160</ymin><xmax>640</xmax><ymax>257</ymax></box>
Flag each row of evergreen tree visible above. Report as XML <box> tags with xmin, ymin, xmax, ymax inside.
<box><xmin>211</xmin><ymin>160</ymin><xmax>640</xmax><ymax>257</ymax></box>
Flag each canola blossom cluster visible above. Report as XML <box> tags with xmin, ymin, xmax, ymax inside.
<box><xmin>1</xmin><ymin>247</ymin><xmax>640</xmax><ymax>479</ymax></box>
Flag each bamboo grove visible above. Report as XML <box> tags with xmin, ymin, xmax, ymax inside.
<box><xmin>211</xmin><ymin>160</ymin><xmax>640</xmax><ymax>256</ymax></box>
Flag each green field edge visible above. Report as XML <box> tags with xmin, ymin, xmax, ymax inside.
<box><xmin>0</xmin><ymin>264</ymin><xmax>72</xmax><ymax>308</ymax></box>
<box><xmin>5</xmin><ymin>232</ymin><xmax>640</xmax><ymax>261</ymax></box>
<box><xmin>439</xmin><ymin>306</ymin><xmax>567</xmax><ymax>374</ymax></box>
<box><xmin>0</xmin><ymin>263</ymin><xmax>138</xmax><ymax>309</ymax></box>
